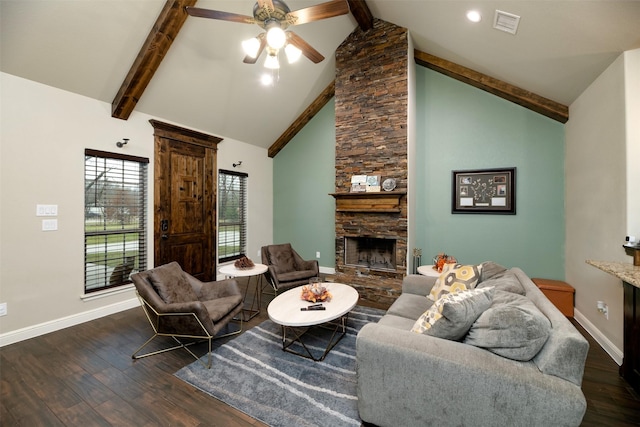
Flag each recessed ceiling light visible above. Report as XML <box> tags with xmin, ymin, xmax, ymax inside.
<box><xmin>466</xmin><ymin>10</ymin><xmax>481</xmax><ymax>23</ymax></box>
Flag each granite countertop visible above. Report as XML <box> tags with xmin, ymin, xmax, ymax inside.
<box><xmin>586</xmin><ymin>260</ymin><xmax>640</xmax><ymax>289</ymax></box>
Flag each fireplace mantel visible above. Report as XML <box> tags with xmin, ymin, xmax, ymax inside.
<box><xmin>331</xmin><ymin>192</ymin><xmax>407</xmax><ymax>213</ymax></box>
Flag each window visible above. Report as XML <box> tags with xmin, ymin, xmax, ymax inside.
<box><xmin>84</xmin><ymin>149</ymin><xmax>148</xmax><ymax>293</ymax></box>
<box><xmin>218</xmin><ymin>169</ymin><xmax>247</xmax><ymax>263</ymax></box>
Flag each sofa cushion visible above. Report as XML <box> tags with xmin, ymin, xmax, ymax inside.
<box><xmin>411</xmin><ymin>287</ymin><xmax>494</xmax><ymax>340</ymax></box>
<box><xmin>387</xmin><ymin>293</ymin><xmax>434</xmax><ymax>321</ymax></box>
<box><xmin>476</xmin><ymin>269</ymin><xmax>526</xmax><ymax>295</ymax></box>
<box><xmin>428</xmin><ymin>263</ymin><xmax>483</xmax><ymax>301</ymax></box>
<box><xmin>148</xmin><ymin>262</ymin><xmax>198</xmax><ymax>304</ymax></box>
<box><xmin>464</xmin><ymin>291</ymin><xmax>551</xmax><ymax>361</ymax></box>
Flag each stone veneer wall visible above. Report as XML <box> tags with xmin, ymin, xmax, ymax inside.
<box><xmin>333</xmin><ymin>19</ymin><xmax>409</xmax><ymax>306</ymax></box>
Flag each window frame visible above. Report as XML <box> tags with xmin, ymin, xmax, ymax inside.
<box><xmin>84</xmin><ymin>149</ymin><xmax>148</xmax><ymax>293</ymax></box>
<box><xmin>218</xmin><ymin>169</ymin><xmax>248</xmax><ymax>263</ymax></box>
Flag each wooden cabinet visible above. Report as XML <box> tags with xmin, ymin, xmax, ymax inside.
<box><xmin>532</xmin><ymin>278</ymin><xmax>575</xmax><ymax>318</ymax></box>
<box><xmin>622</xmin><ymin>281</ymin><xmax>640</xmax><ymax>394</ymax></box>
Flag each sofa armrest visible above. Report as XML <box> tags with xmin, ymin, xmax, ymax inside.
<box><xmin>356</xmin><ymin>323</ymin><xmax>586</xmax><ymax>427</ymax></box>
<box><xmin>401</xmin><ymin>274</ymin><xmax>437</xmax><ymax>296</ymax></box>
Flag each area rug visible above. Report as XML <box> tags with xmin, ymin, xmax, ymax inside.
<box><xmin>175</xmin><ymin>305</ymin><xmax>385</xmax><ymax>427</ymax></box>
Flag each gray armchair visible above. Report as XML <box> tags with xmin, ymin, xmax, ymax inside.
<box><xmin>131</xmin><ymin>261</ymin><xmax>243</xmax><ymax>368</ymax></box>
<box><xmin>261</xmin><ymin>243</ymin><xmax>319</xmax><ymax>294</ymax></box>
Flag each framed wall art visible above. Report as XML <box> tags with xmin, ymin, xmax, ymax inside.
<box><xmin>452</xmin><ymin>168</ymin><xmax>516</xmax><ymax>214</ymax></box>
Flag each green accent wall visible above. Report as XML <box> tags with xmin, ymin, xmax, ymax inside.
<box><xmin>415</xmin><ymin>67</ymin><xmax>565</xmax><ymax>279</ymax></box>
<box><xmin>273</xmin><ymin>67</ymin><xmax>565</xmax><ymax>279</ymax></box>
<box><xmin>273</xmin><ymin>99</ymin><xmax>336</xmax><ymax>267</ymax></box>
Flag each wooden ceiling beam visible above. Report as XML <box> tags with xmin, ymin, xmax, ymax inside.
<box><xmin>111</xmin><ymin>0</ymin><xmax>196</xmax><ymax>120</ymax></box>
<box><xmin>268</xmin><ymin>81</ymin><xmax>335</xmax><ymax>158</ymax></box>
<box><xmin>347</xmin><ymin>0</ymin><xmax>373</xmax><ymax>31</ymax></box>
<box><xmin>414</xmin><ymin>50</ymin><xmax>569</xmax><ymax>123</ymax></box>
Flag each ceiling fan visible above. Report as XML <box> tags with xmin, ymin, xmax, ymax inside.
<box><xmin>185</xmin><ymin>0</ymin><xmax>350</xmax><ymax>69</ymax></box>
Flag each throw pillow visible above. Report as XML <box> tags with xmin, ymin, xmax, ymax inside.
<box><xmin>464</xmin><ymin>292</ymin><xmax>551</xmax><ymax>361</ymax></box>
<box><xmin>428</xmin><ymin>263</ymin><xmax>483</xmax><ymax>301</ymax></box>
<box><xmin>476</xmin><ymin>270</ymin><xmax>525</xmax><ymax>295</ymax></box>
<box><xmin>479</xmin><ymin>261</ymin><xmax>508</xmax><ymax>282</ymax></box>
<box><xmin>412</xmin><ymin>287</ymin><xmax>495</xmax><ymax>340</ymax></box>
<box><xmin>148</xmin><ymin>262</ymin><xmax>199</xmax><ymax>304</ymax></box>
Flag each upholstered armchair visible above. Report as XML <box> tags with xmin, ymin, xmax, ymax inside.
<box><xmin>261</xmin><ymin>243</ymin><xmax>319</xmax><ymax>294</ymax></box>
<box><xmin>131</xmin><ymin>261</ymin><xmax>243</xmax><ymax>368</ymax></box>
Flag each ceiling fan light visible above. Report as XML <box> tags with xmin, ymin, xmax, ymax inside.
<box><xmin>264</xmin><ymin>52</ymin><xmax>280</xmax><ymax>69</ymax></box>
<box><xmin>261</xmin><ymin>73</ymin><xmax>274</xmax><ymax>86</ymax></box>
<box><xmin>242</xmin><ymin>37</ymin><xmax>261</xmax><ymax>58</ymax></box>
<box><xmin>285</xmin><ymin>44</ymin><xmax>302</xmax><ymax>63</ymax></box>
<box><xmin>266</xmin><ymin>26</ymin><xmax>286</xmax><ymax>50</ymax></box>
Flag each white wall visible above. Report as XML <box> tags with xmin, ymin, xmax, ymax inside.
<box><xmin>0</xmin><ymin>72</ymin><xmax>272</xmax><ymax>345</ymax></box>
<box><xmin>565</xmin><ymin>49</ymin><xmax>640</xmax><ymax>364</ymax></box>
<box><xmin>625</xmin><ymin>49</ymin><xmax>640</xmax><ymax>239</ymax></box>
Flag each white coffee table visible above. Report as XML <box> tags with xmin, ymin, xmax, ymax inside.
<box><xmin>219</xmin><ymin>263</ymin><xmax>268</xmax><ymax>321</ymax></box>
<box><xmin>267</xmin><ymin>282</ymin><xmax>359</xmax><ymax>361</ymax></box>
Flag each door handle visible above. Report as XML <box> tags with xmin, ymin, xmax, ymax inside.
<box><xmin>161</xmin><ymin>234</ymin><xmax>168</xmax><ymax>240</ymax></box>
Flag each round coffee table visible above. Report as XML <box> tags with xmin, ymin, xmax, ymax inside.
<box><xmin>268</xmin><ymin>282</ymin><xmax>359</xmax><ymax>361</ymax></box>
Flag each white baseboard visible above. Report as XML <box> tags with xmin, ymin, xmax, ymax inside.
<box><xmin>0</xmin><ymin>297</ymin><xmax>140</xmax><ymax>348</ymax></box>
<box><xmin>319</xmin><ymin>266</ymin><xmax>336</xmax><ymax>275</ymax></box>
<box><xmin>574</xmin><ymin>308</ymin><xmax>623</xmax><ymax>366</ymax></box>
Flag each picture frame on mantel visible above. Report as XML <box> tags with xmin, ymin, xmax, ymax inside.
<box><xmin>452</xmin><ymin>168</ymin><xmax>516</xmax><ymax>214</ymax></box>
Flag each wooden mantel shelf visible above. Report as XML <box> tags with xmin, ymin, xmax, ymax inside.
<box><xmin>330</xmin><ymin>192</ymin><xmax>407</xmax><ymax>213</ymax></box>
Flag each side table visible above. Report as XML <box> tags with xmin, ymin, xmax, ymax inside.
<box><xmin>219</xmin><ymin>263</ymin><xmax>268</xmax><ymax>321</ymax></box>
<box><xmin>417</xmin><ymin>265</ymin><xmax>441</xmax><ymax>277</ymax></box>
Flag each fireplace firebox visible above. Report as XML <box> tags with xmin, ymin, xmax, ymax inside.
<box><xmin>344</xmin><ymin>236</ymin><xmax>397</xmax><ymax>271</ymax></box>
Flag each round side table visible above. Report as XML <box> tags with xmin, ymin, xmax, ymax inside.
<box><xmin>417</xmin><ymin>265</ymin><xmax>441</xmax><ymax>277</ymax></box>
<box><xmin>219</xmin><ymin>263</ymin><xmax>268</xmax><ymax>321</ymax></box>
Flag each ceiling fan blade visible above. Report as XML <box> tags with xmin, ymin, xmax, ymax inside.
<box><xmin>286</xmin><ymin>0</ymin><xmax>349</xmax><ymax>26</ymax></box>
<box><xmin>185</xmin><ymin>6</ymin><xmax>255</xmax><ymax>24</ymax></box>
<box><xmin>257</xmin><ymin>0</ymin><xmax>275</xmax><ymax>13</ymax></box>
<box><xmin>243</xmin><ymin>33</ymin><xmax>267</xmax><ymax>64</ymax></box>
<box><xmin>287</xmin><ymin>32</ymin><xmax>324</xmax><ymax>63</ymax></box>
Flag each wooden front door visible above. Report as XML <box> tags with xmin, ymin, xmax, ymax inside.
<box><xmin>151</xmin><ymin>120</ymin><xmax>222</xmax><ymax>281</ymax></box>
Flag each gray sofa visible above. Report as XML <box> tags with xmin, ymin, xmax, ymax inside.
<box><xmin>356</xmin><ymin>265</ymin><xmax>589</xmax><ymax>427</ymax></box>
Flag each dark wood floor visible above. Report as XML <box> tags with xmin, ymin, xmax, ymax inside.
<box><xmin>1</xmin><ymin>283</ymin><xmax>639</xmax><ymax>426</ymax></box>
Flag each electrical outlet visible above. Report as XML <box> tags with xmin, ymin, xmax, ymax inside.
<box><xmin>0</xmin><ymin>302</ymin><xmax>7</xmax><ymax>316</ymax></box>
<box><xmin>316</xmin><ymin>251</ymin><xmax>321</xmax><ymax>258</ymax></box>
<box><xmin>597</xmin><ymin>301</ymin><xmax>609</xmax><ymax>319</ymax></box>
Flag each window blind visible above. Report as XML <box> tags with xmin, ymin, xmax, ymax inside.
<box><xmin>218</xmin><ymin>169</ymin><xmax>248</xmax><ymax>263</ymax></box>
<box><xmin>84</xmin><ymin>149</ymin><xmax>148</xmax><ymax>293</ymax></box>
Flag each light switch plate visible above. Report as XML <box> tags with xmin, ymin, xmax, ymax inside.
<box><xmin>37</xmin><ymin>204</ymin><xmax>58</xmax><ymax>216</ymax></box>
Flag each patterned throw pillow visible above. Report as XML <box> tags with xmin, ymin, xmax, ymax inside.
<box><xmin>428</xmin><ymin>263</ymin><xmax>483</xmax><ymax>301</ymax></box>
<box><xmin>411</xmin><ymin>287</ymin><xmax>495</xmax><ymax>340</ymax></box>
<box><xmin>464</xmin><ymin>291</ymin><xmax>552</xmax><ymax>361</ymax></box>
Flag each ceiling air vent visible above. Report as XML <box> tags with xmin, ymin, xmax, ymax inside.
<box><xmin>493</xmin><ymin>10</ymin><xmax>520</xmax><ymax>35</ymax></box>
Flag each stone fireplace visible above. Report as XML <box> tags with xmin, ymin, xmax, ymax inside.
<box><xmin>332</xmin><ymin>19</ymin><xmax>409</xmax><ymax>306</ymax></box>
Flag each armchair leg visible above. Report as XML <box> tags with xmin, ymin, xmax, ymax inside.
<box><xmin>132</xmin><ymin>319</ymin><xmax>243</xmax><ymax>369</ymax></box>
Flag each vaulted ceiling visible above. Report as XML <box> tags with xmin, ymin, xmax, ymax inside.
<box><xmin>2</xmin><ymin>1</ymin><xmax>639</xmax><ymax>151</ymax></box>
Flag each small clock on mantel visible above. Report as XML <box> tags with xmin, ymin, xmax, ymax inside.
<box><xmin>382</xmin><ymin>178</ymin><xmax>396</xmax><ymax>191</ymax></box>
